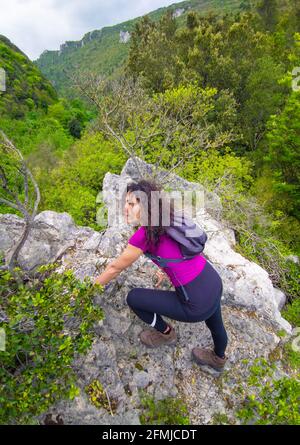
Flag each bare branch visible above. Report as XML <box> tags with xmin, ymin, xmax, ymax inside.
<box><xmin>69</xmin><ymin>71</ymin><xmax>235</xmax><ymax>184</ymax></box>
<box><xmin>0</xmin><ymin>131</ymin><xmax>40</xmax><ymax>272</ymax></box>
<box><xmin>0</xmin><ymin>196</ymin><xmax>21</xmax><ymax>211</ymax></box>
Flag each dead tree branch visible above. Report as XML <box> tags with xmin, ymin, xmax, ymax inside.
<box><xmin>0</xmin><ymin>131</ymin><xmax>40</xmax><ymax>273</ymax></box>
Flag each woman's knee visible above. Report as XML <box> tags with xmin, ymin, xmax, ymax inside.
<box><xmin>126</xmin><ymin>288</ymin><xmax>140</xmax><ymax>307</ymax></box>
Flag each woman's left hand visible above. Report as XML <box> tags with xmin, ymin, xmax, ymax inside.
<box><xmin>154</xmin><ymin>270</ymin><xmax>166</xmax><ymax>288</ymax></box>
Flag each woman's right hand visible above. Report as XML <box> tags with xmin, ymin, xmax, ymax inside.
<box><xmin>154</xmin><ymin>269</ymin><xmax>167</xmax><ymax>288</ymax></box>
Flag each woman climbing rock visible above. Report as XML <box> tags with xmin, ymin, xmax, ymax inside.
<box><xmin>94</xmin><ymin>179</ymin><xmax>228</xmax><ymax>372</ymax></box>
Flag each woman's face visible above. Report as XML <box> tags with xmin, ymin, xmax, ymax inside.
<box><xmin>124</xmin><ymin>192</ymin><xmax>141</xmax><ymax>225</ymax></box>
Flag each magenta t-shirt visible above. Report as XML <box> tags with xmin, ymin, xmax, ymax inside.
<box><xmin>128</xmin><ymin>225</ymin><xmax>207</xmax><ymax>287</ymax></box>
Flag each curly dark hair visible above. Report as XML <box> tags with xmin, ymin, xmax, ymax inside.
<box><xmin>124</xmin><ymin>179</ymin><xmax>176</xmax><ymax>248</ymax></box>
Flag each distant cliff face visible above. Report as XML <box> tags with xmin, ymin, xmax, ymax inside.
<box><xmin>0</xmin><ymin>156</ymin><xmax>293</xmax><ymax>424</ymax></box>
<box><xmin>172</xmin><ymin>7</ymin><xmax>185</xmax><ymax>18</ymax></box>
<box><xmin>34</xmin><ymin>23</ymin><xmax>131</xmax><ymax>98</ymax></box>
<box><xmin>119</xmin><ymin>30</ymin><xmax>131</xmax><ymax>44</ymax></box>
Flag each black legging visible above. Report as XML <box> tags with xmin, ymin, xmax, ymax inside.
<box><xmin>126</xmin><ymin>260</ymin><xmax>228</xmax><ymax>358</ymax></box>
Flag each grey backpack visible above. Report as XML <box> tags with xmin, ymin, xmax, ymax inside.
<box><xmin>144</xmin><ymin>212</ymin><xmax>207</xmax><ymax>301</ymax></box>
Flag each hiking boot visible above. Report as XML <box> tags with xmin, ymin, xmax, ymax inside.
<box><xmin>139</xmin><ymin>325</ymin><xmax>177</xmax><ymax>348</ymax></box>
<box><xmin>191</xmin><ymin>347</ymin><xmax>227</xmax><ymax>372</ymax></box>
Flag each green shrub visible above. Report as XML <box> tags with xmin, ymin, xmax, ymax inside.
<box><xmin>181</xmin><ymin>146</ymin><xmax>254</xmax><ymax>195</ymax></box>
<box><xmin>235</xmin><ymin>234</ymin><xmax>300</xmax><ymax>305</ymax></box>
<box><xmin>282</xmin><ymin>341</ymin><xmax>300</xmax><ymax>372</ymax></box>
<box><xmin>282</xmin><ymin>294</ymin><xmax>300</xmax><ymax>327</ymax></box>
<box><xmin>38</xmin><ymin>132</ymin><xmax>127</xmax><ymax>230</ymax></box>
<box><xmin>236</xmin><ymin>358</ymin><xmax>300</xmax><ymax>425</ymax></box>
<box><xmin>139</xmin><ymin>390</ymin><xmax>190</xmax><ymax>425</ymax></box>
<box><xmin>85</xmin><ymin>379</ymin><xmax>118</xmax><ymax>415</ymax></box>
<box><xmin>0</xmin><ymin>262</ymin><xmax>104</xmax><ymax>424</ymax></box>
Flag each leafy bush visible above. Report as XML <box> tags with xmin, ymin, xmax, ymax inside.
<box><xmin>0</xmin><ymin>36</ymin><xmax>57</xmax><ymax>119</ymax></box>
<box><xmin>181</xmin><ymin>146</ymin><xmax>254</xmax><ymax>196</ymax></box>
<box><xmin>235</xmin><ymin>233</ymin><xmax>300</xmax><ymax>305</ymax></box>
<box><xmin>0</xmin><ymin>262</ymin><xmax>104</xmax><ymax>424</ymax></box>
<box><xmin>282</xmin><ymin>341</ymin><xmax>300</xmax><ymax>371</ymax></box>
<box><xmin>282</xmin><ymin>297</ymin><xmax>300</xmax><ymax>327</ymax></box>
<box><xmin>262</xmin><ymin>91</ymin><xmax>300</xmax><ymax>220</ymax></box>
<box><xmin>85</xmin><ymin>379</ymin><xmax>118</xmax><ymax>415</ymax></box>
<box><xmin>37</xmin><ymin>132</ymin><xmax>127</xmax><ymax>230</ymax></box>
<box><xmin>236</xmin><ymin>358</ymin><xmax>300</xmax><ymax>425</ymax></box>
<box><xmin>47</xmin><ymin>98</ymin><xmax>96</xmax><ymax>139</ymax></box>
<box><xmin>139</xmin><ymin>390</ymin><xmax>190</xmax><ymax>425</ymax></box>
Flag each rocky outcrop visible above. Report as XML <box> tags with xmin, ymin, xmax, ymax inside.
<box><xmin>172</xmin><ymin>8</ymin><xmax>185</xmax><ymax>18</ymax></box>
<box><xmin>119</xmin><ymin>31</ymin><xmax>131</xmax><ymax>43</ymax></box>
<box><xmin>57</xmin><ymin>30</ymin><xmax>103</xmax><ymax>56</ymax></box>
<box><xmin>0</xmin><ymin>67</ymin><xmax>5</xmax><ymax>92</ymax></box>
<box><xmin>0</xmin><ymin>156</ymin><xmax>293</xmax><ymax>425</ymax></box>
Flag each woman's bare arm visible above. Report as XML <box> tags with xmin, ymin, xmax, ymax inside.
<box><xmin>94</xmin><ymin>244</ymin><xmax>143</xmax><ymax>286</ymax></box>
